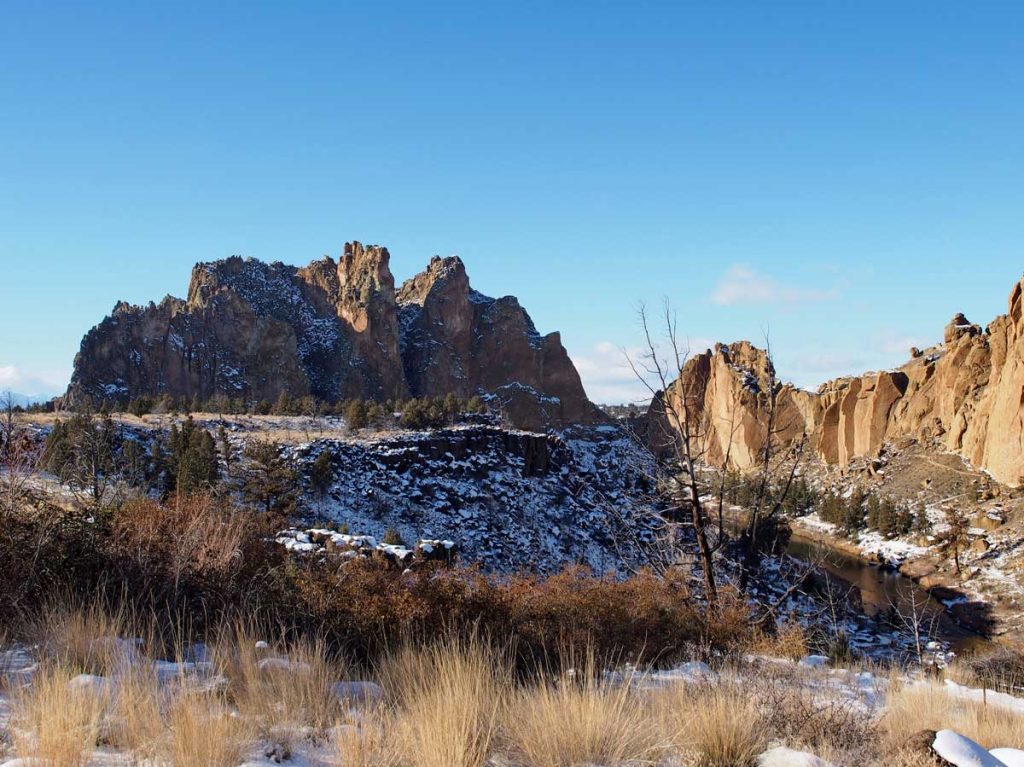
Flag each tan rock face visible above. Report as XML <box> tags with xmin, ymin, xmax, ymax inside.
<box><xmin>649</xmin><ymin>275</ymin><xmax>1024</xmax><ymax>485</ymax></box>
<box><xmin>65</xmin><ymin>243</ymin><xmax>600</xmax><ymax>428</ymax></box>
<box><xmin>397</xmin><ymin>256</ymin><xmax>603</xmax><ymax>429</ymax></box>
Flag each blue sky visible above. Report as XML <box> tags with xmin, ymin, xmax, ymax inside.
<box><xmin>2</xmin><ymin>2</ymin><xmax>1023</xmax><ymax>403</ymax></box>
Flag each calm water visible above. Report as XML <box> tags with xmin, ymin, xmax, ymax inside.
<box><xmin>785</xmin><ymin>534</ymin><xmax>987</xmax><ymax>653</ymax></box>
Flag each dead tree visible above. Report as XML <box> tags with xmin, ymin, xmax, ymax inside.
<box><xmin>738</xmin><ymin>333</ymin><xmax>808</xmax><ymax>587</ymax></box>
<box><xmin>620</xmin><ymin>308</ymin><xmax>810</xmax><ymax>611</ymax></box>
<box><xmin>622</xmin><ymin>302</ymin><xmax>735</xmax><ymax>608</ymax></box>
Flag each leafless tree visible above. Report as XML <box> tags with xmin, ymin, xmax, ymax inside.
<box><xmin>889</xmin><ymin>586</ymin><xmax>940</xmax><ymax>666</ymax></box>
<box><xmin>738</xmin><ymin>334</ymin><xmax>808</xmax><ymax>587</ymax></box>
<box><xmin>618</xmin><ymin>305</ymin><xmax>809</xmax><ymax>611</ymax></box>
<box><xmin>620</xmin><ymin>301</ymin><xmax>740</xmax><ymax>607</ymax></box>
<box><xmin>1</xmin><ymin>391</ymin><xmax>34</xmax><ymax>518</ymax></box>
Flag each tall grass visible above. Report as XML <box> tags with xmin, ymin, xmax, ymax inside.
<box><xmin>10</xmin><ymin>666</ymin><xmax>109</xmax><ymax>767</ymax></box>
<box><xmin>162</xmin><ymin>688</ymin><xmax>247</xmax><ymax>767</ymax></box>
<box><xmin>335</xmin><ymin>706</ymin><xmax>401</xmax><ymax>767</ymax></box>
<box><xmin>884</xmin><ymin>680</ymin><xmax>1024</xmax><ymax>750</ymax></box>
<box><xmin>651</xmin><ymin>679</ymin><xmax>767</xmax><ymax>767</ymax></box>
<box><xmin>218</xmin><ymin>622</ymin><xmax>343</xmax><ymax>743</ymax></box>
<box><xmin>379</xmin><ymin>636</ymin><xmax>509</xmax><ymax>767</ymax></box>
<box><xmin>27</xmin><ymin>600</ymin><xmax>141</xmax><ymax>675</ymax></box>
<box><xmin>504</xmin><ymin>660</ymin><xmax>664</xmax><ymax>766</ymax></box>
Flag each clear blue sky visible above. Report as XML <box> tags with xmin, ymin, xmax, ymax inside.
<box><xmin>2</xmin><ymin>2</ymin><xmax>1023</xmax><ymax>403</ymax></box>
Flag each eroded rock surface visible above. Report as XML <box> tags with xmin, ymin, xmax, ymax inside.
<box><xmin>649</xmin><ymin>275</ymin><xmax>1024</xmax><ymax>486</ymax></box>
<box><xmin>65</xmin><ymin>243</ymin><xmax>600</xmax><ymax>428</ymax></box>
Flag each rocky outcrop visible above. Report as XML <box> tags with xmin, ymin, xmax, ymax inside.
<box><xmin>649</xmin><ymin>275</ymin><xmax>1024</xmax><ymax>486</ymax></box>
<box><xmin>397</xmin><ymin>256</ymin><xmax>601</xmax><ymax>429</ymax></box>
<box><xmin>65</xmin><ymin>243</ymin><xmax>600</xmax><ymax>429</ymax></box>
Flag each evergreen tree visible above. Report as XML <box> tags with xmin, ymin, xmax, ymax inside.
<box><xmin>309</xmin><ymin>447</ymin><xmax>335</xmax><ymax>513</ymax></box>
<box><xmin>272</xmin><ymin>390</ymin><xmax>297</xmax><ymax>416</ymax></box>
<box><xmin>345</xmin><ymin>399</ymin><xmax>369</xmax><ymax>431</ymax></box>
<box><xmin>167</xmin><ymin>416</ymin><xmax>219</xmax><ymax>494</ymax></box>
<box><xmin>241</xmin><ymin>440</ymin><xmax>298</xmax><ymax>516</ymax></box>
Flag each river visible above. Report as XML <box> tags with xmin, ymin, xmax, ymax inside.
<box><xmin>785</xmin><ymin>533</ymin><xmax>987</xmax><ymax>653</ymax></box>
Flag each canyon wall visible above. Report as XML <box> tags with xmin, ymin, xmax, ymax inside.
<box><xmin>649</xmin><ymin>276</ymin><xmax>1024</xmax><ymax>486</ymax></box>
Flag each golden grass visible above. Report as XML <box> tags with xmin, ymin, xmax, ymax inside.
<box><xmin>652</xmin><ymin>680</ymin><xmax>768</xmax><ymax>767</ymax></box>
<box><xmin>106</xmin><ymin>665</ymin><xmax>166</xmax><ymax>758</ymax></box>
<box><xmin>744</xmin><ymin>622</ymin><xmax>810</xmax><ymax>662</ymax></box>
<box><xmin>335</xmin><ymin>706</ymin><xmax>402</xmax><ymax>767</ymax></box>
<box><xmin>10</xmin><ymin>666</ymin><xmax>109</xmax><ymax>767</ymax></box>
<box><xmin>217</xmin><ymin>623</ymin><xmax>343</xmax><ymax>741</ymax></box>
<box><xmin>28</xmin><ymin>601</ymin><xmax>141</xmax><ymax>675</ymax></box>
<box><xmin>379</xmin><ymin>637</ymin><xmax>509</xmax><ymax>767</ymax></box>
<box><xmin>162</xmin><ymin>688</ymin><xmax>248</xmax><ymax>767</ymax></box>
<box><xmin>884</xmin><ymin>679</ymin><xmax>1024</xmax><ymax>751</ymax></box>
<box><xmin>504</xmin><ymin>666</ymin><xmax>664</xmax><ymax>767</ymax></box>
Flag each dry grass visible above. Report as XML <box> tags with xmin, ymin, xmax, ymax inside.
<box><xmin>28</xmin><ymin>602</ymin><xmax>142</xmax><ymax>675</ymax></box>
<box><xmin>335</xmin><ymin>706</ymin><xmax>402</xmax><ymax>767</ymax></box>
<box><xmin>744</xmin><ymin>622</ymin><xmax>810</xmax><ymax>661</ymax></box>
<box><xmin>884</xmin><ymin>679</ymin><xmax>1024</xmax><ymax>751</ymax></box>
<box><xmin>949</xmin><ymin>647</ymin><xmax>1024</xmax><ymax>696</ymax></box>
<box><xmin>652</xmin><ymin>680</ymin><xmax>767</xmax><ymax>767</ymax></box>
<box><xmin>10</xmin><ymin>666</ymin><xmax>109</xmax><ymax>767</ymax></box>
<box><xmin>504</xmin><ymin>664</ymin><xmax>664</xmax><ymax>767</ymax></box>
<box><xmin>217</xmin><ymin>623</ymin><xmax>343</xmax><ymax>742</ymax></box>
<box><xmin>162</xmin><ymin>688</ymin><xmax>248</xmax><ymax>767</ymax></box>
<box><xmin>379</xmin><ymin>637</ymin><xmax>509</xmax><ymax>767</ymax></box>
<box><xmin>105</xmin><ymin>665</ymin><xmax>166</xmax><ymax>758</ymax></box>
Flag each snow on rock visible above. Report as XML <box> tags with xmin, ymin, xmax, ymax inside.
<box><xmin>67</xmin><ymin>673</ymin><xmax>115</xmax><ymax>695</ymax></box>
<box><xmin>280</xmin><ymin>424</ymin><xmax>658</xmax><ymax>574</ymax></box>
<box><xmin>944</xmin><ymin>680</ymin><xmax>1024</xmax><ymax>713</ymax></box>
<box><xmin>758</xmin><ymin>746</ymin><xmax>836</xmax><ymax>767</ymax></box>
<box><xmin>991</xmin><ymin>749</ymin><xmax>1024</xmax><ymax>767</ymax></box>
<box><xmin>799</xmin><ymin>655</ymin><xmax>831</xmax><ymax>668</ymax></box>
<box><xmin>332</xmin><ymin>680</ymin><xmax>384</xmax><ymax>706</ymax></box>
<box><xmin>933</xmin><ymin>730</ymin><xmax>1008</xmax><ymax>767</ymax></box>
<box><xmin>152</xmin><ymin>660</ymin><xmax>216</xmax><ymax>686</ymax></box>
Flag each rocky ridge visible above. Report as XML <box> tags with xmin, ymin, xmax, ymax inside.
<box><xmin>650</xmin><ymin>275</ymin><xmax>1024</xmax><ymax>486</ymax></box>
<box><xmin>65</xmin><ymin>243</ymin><xmax>601</xmax><ymax>429</ymax></box>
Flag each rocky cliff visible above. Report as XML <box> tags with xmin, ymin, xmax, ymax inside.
<box><xmin>65</xmin><ymin>243</ymin><xmax>601</xmax><ymax>429</ymax></box>
<box><xmin>649</xmin><ymin>275</ymin><xmax>1024</xmax><ymax>486</ymax></box>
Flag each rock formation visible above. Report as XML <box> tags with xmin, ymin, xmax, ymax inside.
<box><xmin>649</xmin><ymin>275</ymin><xmax>1024</xmax><ymax>486</ymax></box>
<box><xmin>65</xmin><ymin>243</ymin><xmax>601</xmax><ymax>429</ymax></box>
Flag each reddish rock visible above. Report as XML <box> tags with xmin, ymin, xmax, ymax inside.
<box><xmin>64</xmin><ymin>244</ymin><xmax>601</xmax><ymax>429</ymax></box>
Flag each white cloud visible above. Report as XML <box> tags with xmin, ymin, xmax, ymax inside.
<box><xmin>711</xmin><ymin>264</ymin><xmax>840</xmax><ymax>307</ymax></box>
<box><xmin>571</xmin><ymin>338</ymin><xmax>717</xmax><ymax>405</ymax></box>
<box><xmin>0</xmin><ymin>364</ymin><xmax>69</xmax><ymax>399</ymax></box>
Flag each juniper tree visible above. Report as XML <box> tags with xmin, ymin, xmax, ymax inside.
<box><xmin>241</xmin><ymin>439</ymin><xmax>298</xmax><ymax>517</ymax></box>
<box><xmin>309</xmin><ymin>447</ymin><xmax>335</xmax><ymax>514</ymax></box>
